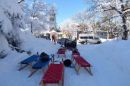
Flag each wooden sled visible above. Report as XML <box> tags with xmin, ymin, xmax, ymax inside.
<box><xmin>41</xmin><ymin>63</ymin><xmax>64</xmax><ymax>86</ymax></box>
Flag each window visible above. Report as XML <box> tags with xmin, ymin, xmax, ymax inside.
<box><xmin>80</xmin><ymin>36</ymin><xmax>88</xmax><ymax>39</ymax></box>
<box><xmin>88</xmin><ymin>36</ymin><xmax>93</xmax><ymax>39</ymax></box>
<box><xmin>94</xmin><ymin>37</ymin><xmax>99</xmax><ymax>40</ymax></box>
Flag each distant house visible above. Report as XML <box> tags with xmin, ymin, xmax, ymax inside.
<box><xmin>41</xmin><ymin>29</ymin><xmax>65</xmax><ymax>40</ymax></box>
<box><xmin>96</xmin><ymin>30</ymin><xmax>108</xmax><ymax>39</ymax></box>
<box><xmin>96</xmin><ymin>29</ymin><xmax>122</xmax><ymax>39</ymax></box>
<box><xmin>40</xmin><ymin>30</ymin><xmax>51</xmax><ymax>39</ymax></box>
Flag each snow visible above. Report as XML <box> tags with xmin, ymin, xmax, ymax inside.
<box><xmin>0</xmin><ymin>33</ymin><xmax>60</xmax><ymax>86</ymax></box>
<box><xmin>0</xmin><ymin>34</ymin><xmax>10</xmax><ymax>53</ymax></box>
<box><xmin>0</xmin><ymin>35</ymin><xmax>130</xmax><ymax>86</ymax></box>
<box><xmin>1</xmin><ymin>0</ymin><xmax>130</xmax><ymax>85</ymax></box>
<box><xmin>20</xmin><ymin>31</ymin><xmax>59</xmax><ymax>54</ymax></box>
<box><xmin>0</xmin><ymin>0</ymin><xmax>25</xmax><ymax>54</ymax></box>
<box><xmin>76</xmin><ymin>40</ymin><xmax>130</xmax><ymax>86</ymax></box>
<box><xmin>0</xmin><ymin>0</ymin><xmax>23</xmax><ymax>15</ymax></box>
<box><xmin>0</xmin><ymin>7</ymin><xmax>12</xmax><ymax>33</ymax></box>
<box><xmin>24</xmin><ymin>0</ymin><xmax>57</xmax><ymax>34</ymax></box>
<box><xmin>0</xmin><ymin>0</ymin><xmax>23</xmax><ymax>33</ymax></box>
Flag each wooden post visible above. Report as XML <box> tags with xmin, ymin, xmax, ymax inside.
<box><xmin>76</xmin><ymin>65</ymin><xmax>80</xmax><ymax>74</ymax></box>
<box><xmin>42</xmin><ymin>82</ymin><xmax>46</xmax><ymax>86</ymax></box>
<box><xmin>84</xmin><ymin>67</ymin><xmax>93</xmax><ymax>76</ymax></box>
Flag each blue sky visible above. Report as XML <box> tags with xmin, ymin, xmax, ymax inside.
<box><xmin>26</xmin><ymin>0</ymin><xmax>89</xmax><ymax>26</ymax></box>
<box><xmin>44</xmin><ymin>0</ymin><xmax>89</xmax><ymax>26</ymax></box>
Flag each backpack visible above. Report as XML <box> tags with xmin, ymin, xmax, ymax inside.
<box><xmin>39</xmin><ymin>52</ymin><xmax>49</xmax><ymax>62</ymax></box>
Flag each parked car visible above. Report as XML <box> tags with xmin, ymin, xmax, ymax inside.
<box><xmin>78</xmin><ymin>34</ymin><xmax>101</xmax><ymax>44</ymax></box>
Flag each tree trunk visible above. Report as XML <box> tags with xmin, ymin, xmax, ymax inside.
<box><xmin>122</xmin><ymin>16</ymin><xmax>128</xmax><ymax>40</ymax></box>
<box><xmin>120</xmin><ymin>0</ymin><xmax>128</xmax><ymax>40</ymax></box>
<box><xmin>30</xmin><ymin>22</ymin><xmax>33</xmax><ymax>34</ymax></box>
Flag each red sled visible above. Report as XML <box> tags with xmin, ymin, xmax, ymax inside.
<box><xmin>57</xmin><ymin>48</ymin><xmax>66</xmax><ymax>58</ymax></box>
<box><xmin>72</xmin><ymin>55</ymin><xmax>93</xmax><ymax>75</ymax></box>
<box><xmin>41</xmin><ymin>63</ymin><xmax>64</xmax><ymax>86</ymax></box>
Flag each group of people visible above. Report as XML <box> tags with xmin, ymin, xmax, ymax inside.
<box><xmin>64</xmin><ymin>39</ymin><xmax>77</xmax><ymax>49</ymax></box>
<box><xmin>51</xmin><ymin>34</ymin><xmax>77</xmax><ymax>50</ymax></box>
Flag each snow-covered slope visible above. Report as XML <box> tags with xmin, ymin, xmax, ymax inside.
<box><xmin>0</xmin><ymin>35</ymin><xmax>60</xmax><ymax>86</ymax></box>
<box><xmin>0</xmin><ymin>37</ymin><xmax>130</xmax><ymax>86</ymax></box>
<box><xmin>20</xmin><ymin>31</ymin><xmax>59</xmax><ymax>54</ymax></box>
<box><xmin>69</xmin><ymin>40</ymin><xmax>130</xmax><ymax>86</ymax></box>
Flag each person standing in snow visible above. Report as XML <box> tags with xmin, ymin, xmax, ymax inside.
<box><xmin>52</xmin><ymin>34</ymin><xmax>57</xmax><ymax>44</ymax></box>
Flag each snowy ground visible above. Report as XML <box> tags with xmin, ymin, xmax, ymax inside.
<box><xmin>0</xmin><ymin>36</ymin><xmax>130</xmax><ymax>86</ymax></box>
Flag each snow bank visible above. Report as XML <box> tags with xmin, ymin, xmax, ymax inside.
<box><xmin>76</xmin><ymin>39</ymin><xmax>130</xmax><ymax>86</ymax></box>
<box><xmin>0</xmin><ymin>34</ymin><xmax>10</xmax><ymax>53</ymax></box>
<box><xmin>20</xmin><ymin>30</ymin><xmax>60</xmax><ymax>55</ymax></box>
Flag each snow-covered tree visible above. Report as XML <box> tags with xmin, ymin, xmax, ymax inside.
<box><xmin>0</xmin><ymin>0</ymin><xmax>24</xmax><ymax>52</ymax></box>
<box><xmin>47</xmin><ymin>5</ymin><xmax>57</xmax><ymax>31</ymax></box>
<box><xmin>60</xmin><ymin>19</ymin><xmax>80</xmax><ymax>38</ymax></box>
<box><xmin>27</xmin><ymin>0</ymin><xmax>47</xmax><ymax>34</ymax></box>
<box><xmin>24</xmin><ymin>0</ymin><xmax>57</xmax><ymax>36</ymax></box>
<box><xmin>72</xmin><ymin>10</ymin><xmax>96</xmax><ymax>32</ymax></box>
<box><xmin>84</xmin><ymin>0</ymin><xmax>130</xmax><ymax>40</ymax></box>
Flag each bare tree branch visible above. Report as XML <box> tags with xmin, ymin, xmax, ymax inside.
<box><xmin>101</xmin><ymin>15</ymin><xmax>120</xmax><ymax>23</ymax></box>
<box><xmin>110</xmin><ymin>6</ymin><xmax>122</xmax><ymax>14</ymax></box>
